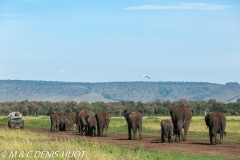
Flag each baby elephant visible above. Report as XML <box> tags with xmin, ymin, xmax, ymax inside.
<box><xmin>160</xmin><ymin>119</ymin><xmax>174</xmax><ymax>143</ymax></box>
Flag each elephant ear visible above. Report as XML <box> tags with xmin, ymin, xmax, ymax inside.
<box><xmin>204</xmin><ymin>114</ymin><xmax>210</xmax><ymax>128</ymax></box>
<box><xmin>124</xmin><ymin>112</ymin><xmax>130</xmax><ymax>119</ymax></box>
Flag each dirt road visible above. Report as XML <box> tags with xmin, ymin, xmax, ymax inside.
<box><xmin>1</xmin><ymin>125</ymin><xmax>240</xmax><ymax>159</ymax></box>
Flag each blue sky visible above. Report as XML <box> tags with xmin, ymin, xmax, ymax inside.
<box><xmin>0</xmin><ymin>0</ymin><xmax>239</xmax><ymax>84</ymax></box>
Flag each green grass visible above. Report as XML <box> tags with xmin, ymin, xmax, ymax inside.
<box><xmin>1</xmin><ymin>116</ymin><xmax>240</xmax><ymax>142</ymax></box>
<box><xmin>0</xmin><ymin>129</ymin><xmax>235</xmax><ymax>160</ymax></box>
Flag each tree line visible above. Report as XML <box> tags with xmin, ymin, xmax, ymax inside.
<box><xmin>0</xmin><ymin>98</ymin><xmax>239</xmax><ymax>117</ymax></box>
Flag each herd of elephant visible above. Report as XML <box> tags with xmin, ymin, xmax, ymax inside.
<box><xmin>50</xmin><ymin>110</ymin><xmax>111</xmax><ymax>137</ymax></box>
<box><xmin>161</xmin><ymin>105</ymin><xmax>226</xmax><ymax>145</ymax></box>
<box><xmin>50</xmin><ymin>105</ymin><xmax>227</xmax><ymax>145</ymax></box>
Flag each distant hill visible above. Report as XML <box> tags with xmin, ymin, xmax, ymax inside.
<box><xmin>0</xmin><ymin>80</ymin><xmax>240</xmax><ymax>103</ymax></box>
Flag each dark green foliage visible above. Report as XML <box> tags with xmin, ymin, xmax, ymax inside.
<box><xmin>0</xmin><ymin>99</ymin><xmax>239</xmax><ymax>116</ymax></box>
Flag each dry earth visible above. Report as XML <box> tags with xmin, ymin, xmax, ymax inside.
<box><xmin>1</xmin><ymin>124</ymin><xmax>240</xmax><ymax>159</ymax></box>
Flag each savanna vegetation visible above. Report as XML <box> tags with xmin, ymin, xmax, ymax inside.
<box><xmin>1</xmin><ymin>116</ymin><xmax>240</xmax><ymax>142</ymax></box>
<box><xmin>0</xmin><ymin>128</ymin><xmax>235</xmax><ymax>160</ymax></box>
<box><xmin>0</xmin><ymin>116</ymin><xmax>239</xmax><ymax>160</ymax></box>
<box><xmin>0</xmin><ymin>98</ymin><xmax>240</xmax><ymax>117</ymax></box>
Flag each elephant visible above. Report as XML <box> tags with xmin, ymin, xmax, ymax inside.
<box><xmin>170</xmin><ymin>105</ymin><xmax>192</xmax><ymax>142</ymax></box>
<box><xmin>124</xmin><ymin>111</ymin><xmax>142</xmax><ymax>140</ymax></box>
<box><xmin>76</xmin><ymin>110</ymin><xmax>94</xmax><ymax>135</ymax></box>
<box><xmin>160</xmin><ymin>119</ymin><xmax>174</xmax><ymax>143</ymax></box>
<box><xmin>95</xmin><ymin>110</ymin><xmax>111</xmax><ymax>137</ymax></box>
<box><xmin>205</xmin><ymin>112</ymin><xmax>226</xmax><ymax>145</ymax></box>
<box><xmin>50</xmin><ymin>113</ymin><xmax>60</xmax><ymax>131</ymax></box>
<box><xmin>85</xmin><ymin>115</ymin><xmax>97</xmax><ymax>136</ymax></box>
<box><xmin>66</xmin><ymin>111</ymin><xmax>77</xmax><ymax>131</ymax></box>
<box><xmin>57</xmin><ymin>112</ymin><xmax>69</xmax><ymax>131</ymax></box>
<box><xmin>59</xmin><ymin>116</ymin><xmax>71</xmax><ymax>131</ymax></box>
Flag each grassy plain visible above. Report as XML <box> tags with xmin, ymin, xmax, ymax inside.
<box><xmin>0</xmin><ymin>116</ymin><xmax>239</xmax><ymax>159</ymax></box>
<box><xmin>0</xmin><ymin>126</ymin><xmax>235</xmax><ymax>160</ymax></box>
<box><xmin>1</xmin><ymin>116</ymin><xmax>239</xmax><ymax>141</ymax></box>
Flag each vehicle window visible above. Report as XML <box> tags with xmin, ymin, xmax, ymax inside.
<box><xmin>11</xmin><ymin>118</ymin><xmax>22</xmax><ymax>123</ymax></box>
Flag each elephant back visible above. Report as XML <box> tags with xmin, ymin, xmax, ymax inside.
<box><xmin>208</xmin><ymin>112</ymin><xmax>226</xmax><ymax>128</ymax></box>
<box><xmin>161</xmin><ymin>119</ymin><xmax>173</xmax><ymax>127</ymax></box>
<box><xmin>78</xmin><ymin>110</ymin><xmax>94</xmax><ymax>125</ymax></box>
<box><xmin>66</xmin><ymin>111</ymin><xmax>76</xmax><ymax>124</ymax></box>
<box><xmin>86</xmin><ymin>115</ymin><xmax>97</xmax><ymax>128</ymax></box>
<box><xmin>126</xmin><ymin>111</ymin><xmax>142</xmax><ymax>124</ymax></box>
<box><xmin>57</xmin><ymin>112</ymin><xmax>67</xmax><ymax>123</ymax></box>
<box><xmin>50</xmin><ymin>113</ymin><xmax>60</xmax><ymax>122</ymax></box>
<box><xmin>170</xmin><ymin>105</ymin><xmax>192</xmax><ymax>123</ymax></box>
<box><xmin>96</xmin><ymin>110</ymin><xmax>111</xmax><ymax>126</ymax></box>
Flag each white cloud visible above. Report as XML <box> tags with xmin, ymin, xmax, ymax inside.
<box><xmin>123</xmin><ymin>3</ymin><xmax>232</xmax><ymax>10</ymax></box>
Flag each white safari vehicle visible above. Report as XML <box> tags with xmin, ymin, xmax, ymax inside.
<box><xmin>8</xmin><ymin>112</ymin><xmax>24</xmax><ymax>129</ymax></box>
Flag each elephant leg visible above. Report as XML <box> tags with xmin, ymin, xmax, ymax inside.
<box><xmin>138</xmin><ymin>124</ymin><xmax>142</xmax><ymax>140</ymax></box>
<box><xmin>53</xmin><ymin>123</ymin><xmax>55</xmax><ymax>131</ymax></box>
<box><xmin>183</xmin><ymin>122</ymin><xmax>190</xmax><ymax>141</ymax></box>
<box><xmin>89</xmin><ymin>127</ymin><xmax>93</xmax><ymax>136</ymax></box>
<box><xmin>85</xmin><ymin>126</ymin><xmax>89</xmax><ymax>136</ymax></box>
<box><xmin>214</xmin><ymin>133</ymin><xmax>218</xmax><ymax>144</ymax></box>
<box><xmin>97</xmin><ymin>125</ymin><xmax>100</xmax><ymax>136</ymax></box>
<box><xmin>163</xmin><ymin>131</ymin><xmax>167</xmax><ymax>142</ymax></box>
<box><xmin>105</xmin><ymin>126</ymin><xmax>108</xmax><ymax>137</ymax></box>
<box><xmin>210</xmin><ymin>128</ymin><xmax>218</xmax><ymax>145</ymax></box>
<box><xmin>51</xmin><ymin>122</ymin><xmax>53</xmax><ymax>131</ymax></box>
<box><xmin>173</xmin><ymin>128</ymin><xmax>178</xmax><ymax>141</ymax></box>
<box><xmin>128</xmin><ymin>124</ymin><xmax>132</xmax><ymax>140</ymax></box>
<box><xmin>98</xmin><ymin>127</ymin><xmax>102</xmax><ymax>137</ymax></box>
<box><xmin>161</xmin><ymin>133</ymin><xmax>164</xmax><ymax>142</ymax></box>
<box><xmin>176</xmin><ymin>131</ymin><xmax>181</xmax><ymax>142</ymax></box>
<box><xmin>132</xmin><ymin>127</ymin><xmax>137</xmax><ymax>140</ymax></box>
<box><xmin>94</xmin><ymin>128</ymin><xmax>96</xmax><ymax>137</ymax></box>
<box><xmin>55</xmin><ymin>123</ymin><xmax>58</xmax><ymax>132</ymax></box>
<box><xmin>219</xmin><ymin>133</ymin><xmax>222</xmax><ymax>144</ymax></box>
<box><xmin>209</xmin><ymin>131</ymin><xmax>214</xmax><ymax>144</ymax></box>
<box><xmin>78</xmin><ymin>123</ymin><xmax>81</xmax><ymax>134</ymax></box>
<box><xmin>54</xmin><ymin>123</ymin><xmax>56</xmax><ymax>131</ymax></box>
<box><xmin>176</xmin><ymin>123</ymin><xmax>182</xmax><ymax>142</ymax></box>
<box><xmin>219</xmin><ymin>130</ymin><xmax>224</xmax><ymax>144</ymax></box>
<box><xmin>88</xmin><ymin>127</ymin><xmax>91</xmax><ymax>136</ymax></box>
<box><xmin>210</xmin><ymin>131</ymin><xmax>218</xmax><ymax>145</ymax></box>
<box><xmin>101</xmin><ymin>127</ymin><xmax>104</xmax><ymax>137</ymax></box>
<box><xmin>75</xmin><ymin>124</ymin><xmax>78</xmax><ymax>131</ymax></box>
<box><xmin>168</xmin><ymin>133</ymin><xmax>171</xmax><ymax>143</ymax></box>
<box><xmin>102</xmin><ymin>126</ymin><xmax>106</xmax><ymax>137</ymax></box>
<box><xmin>57</xmin><ymin>123</ymin><xmax>59</xmax><ymax>131</ymax></box>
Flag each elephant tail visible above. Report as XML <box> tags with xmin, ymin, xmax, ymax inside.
<box><xmin>182</xmin><ymin>116</ymin><xmax>186</xmax><ymax>129</ymax></box>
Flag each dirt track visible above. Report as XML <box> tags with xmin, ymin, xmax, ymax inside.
<box><xmin>1</xmin><ymin>125</ymin><xmax>240</xmax><ymax>159</ymax></box>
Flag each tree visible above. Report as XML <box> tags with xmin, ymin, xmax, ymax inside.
<box><xmin>65</xmin><ymin>101</ymin><xmax>77</xmax><ymax>112</ymax></box>
<box><xmin>78</xmin><ymin>101</ymin><xmax>92</xmax><ymax>111</ymax></box>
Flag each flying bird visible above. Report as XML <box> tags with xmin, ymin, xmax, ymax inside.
<box><xmin>139</xmin><ymin>75</ymin><xmax>150</xmax><ymax>79</ymax></box>
<box><xmin>59</xmin><ymin>70</ymin><xmax>64</xmax><ymax>73</ymax></box>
